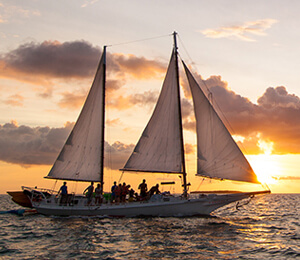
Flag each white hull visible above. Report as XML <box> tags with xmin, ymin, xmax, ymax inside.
<box><xmin>33</xmin><ymin>193</ymin><xmax>252</xmax><ymax>217</ymax></box>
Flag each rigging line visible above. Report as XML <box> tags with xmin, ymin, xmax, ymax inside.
<box><xmin>177</xmin><ymin>33</ymin><xmax>237</xmax><ymax>140</ymax></box>
<box><xmin>177</xmin><ymin>34</ymin><xmax>194</xmax><ymax>66</ymax></box>
<box><xmin>106</xmin><ymin>33</ymin><xmax>172</xmax><ymax>48</ymax></box>
<box><xmin>196</xmin><ymin>178</ymin><xmax>206</xmax><ymax>191</ymax></box>
<box><xmin>262</xmin><ymin>182</ymin><xmax>271</xmax><ymax>191</ymax></box>
<box><xmin>51</xmin><ymin>180</ymin><xmax>58</xmax><ymax>193</ymax></box>
<box><xmin>118</xmin><ymin>171</ymin><xmax>124</xmax><ymax>184</ymax></box>
<box><xmin>176</xmin><ymin>34</ymin><xmax>213</xmax><ymax>98</ymax></box>
<box><xmin>105</xmin><ymin>100</ymin><xmax>114</xmax><ymax>190</ymax></box>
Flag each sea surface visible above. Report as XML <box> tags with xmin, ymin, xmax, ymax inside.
<box><xmin>0</xmin><ymin>194</ymin><xmax>299</xmax><ymax>259</ymax></box>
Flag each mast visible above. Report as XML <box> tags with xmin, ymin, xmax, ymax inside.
<box><xmin>173</xmin><ymin>32</ymin><xmax>188</xmax><ymax>197</ymax></box>
<box><xmin>100</xmin><ymin>46</ymin><xmax>106</xmax><ymax>195</ymax></box>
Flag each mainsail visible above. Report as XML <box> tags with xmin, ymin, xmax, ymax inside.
<box><xmin>122</xmin><ymin>50</ymin><xmax>184</xmax><ymax>174</ymax></box>
<box><xmin>46</xmin><ymin>50</ymin><xmax>106</xmax><ymax>182</ymax></box>
<box><xmin>182</xmin><ymin>61</ymin><xmax>259</xmax><ymax>184</ymax></box>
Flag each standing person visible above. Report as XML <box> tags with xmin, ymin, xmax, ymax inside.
<box><xmin>110</xmin><ymin>181</ymin><xmax>117</xmax><ymax>203</ymax></box>
<box><xmin>57</xmin><ymin>181</ymin><xmax>68</xmax><ymax>205</ymax></box>
<box><xmin>95</xmin><ymin>183</ymin><xmax>102</xmax><ymax>205</ymax></box>
<box><xmin>83</xmin><ymin>182</ymin><xmax>94</xmax><ymax>205</ymax></box>
<box><xmin>121</xmin><ymin>183</ymin><xmax>129</xmax><ymax>202</ymax></box>
<box><xmin>114</xmin><ymin>184</ymin><xmax>122</xmax><ymax>203</ymax></box>
<box><xmin>138</xmin><ymin>179</ymin><xmax>148</xmax><ymax>200</ymax></box>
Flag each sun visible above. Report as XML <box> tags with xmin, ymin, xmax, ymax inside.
<box><xmin>248</xmin><ymin>154</ymin><xmax>280</xmax><ymax>184</ymax></box>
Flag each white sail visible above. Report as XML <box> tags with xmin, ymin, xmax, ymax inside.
<box><xmin>122</xmin><ymin>50</ymin><xmax>184</xmax><ymax>173</ymax></box>
<box><xmin>46</xmin><ymin>51</ymin><xmax>106</xmax><ymax>182</ymax></box>
<box><xmin>182</xmin><ymin>62</ymin><xmax>259</xmax><ymax>183</ymax></box>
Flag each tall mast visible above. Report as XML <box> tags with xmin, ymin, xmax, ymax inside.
<box><xmin>100</xmin><ymin>46</ymin><xmax>106</xmax><ymax>195</ymax></box>
<box><xmin>173</xmin><ymin>32</ymin><xmax>188</xmax><ymax>197</ymax></box>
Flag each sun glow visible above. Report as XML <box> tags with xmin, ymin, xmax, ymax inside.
<box><xmin>245</xmin><ymin>137</ymin><xmax>281</xmax><ymax>185</ymax></box>
<box><xmin>248</xmin><ymin>154</ymin><xmax>280</xmax><ymax>184</ymax></box>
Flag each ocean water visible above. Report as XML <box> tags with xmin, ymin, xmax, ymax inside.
<box><xmin>0</xmin><ymin>194</ymin><xmax>299</xmax><ymax>259</ymax></box>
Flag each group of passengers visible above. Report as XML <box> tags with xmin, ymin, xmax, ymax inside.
<box><xmin>57</xmin><ymin>179</ymin><xmax>161</xmax><ymax>206</ymax></box>
<box><xmin>83</xmin><ymin>182</ymin><xmax>102</xmax><ymax>205</ymax></box>
<box><xmin>110</xmin><ymin>179</ymin><xmax>161</xmax><ymax>203</ymax></box>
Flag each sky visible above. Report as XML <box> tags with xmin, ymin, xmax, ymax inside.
<box><xmin>0</xmin><ymin>0</ymin><xmax>299</xmax><ymax>194</ymax></box>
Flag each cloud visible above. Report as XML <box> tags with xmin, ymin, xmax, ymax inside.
<box><xmin>184</xmin><ymin>143</ymin><xmax>195</xmax><ymax>155</ymax></box>
<box><xmin>105</xmin><ymin>141</ymin><xmax>135</xmax><ymax>170</ymax></box>
<box><xmin>257</xmin><ymin>86</ymin><xmax>300</xmax><ymax>109</ymax></box>
<box><xmin>0</xmin><ymin>40</ymin><xmax>166</xmax><ymax>81</ymax></box>
<box><xmin>111</xmin><ymin>53</ymin><xmax>166</xmax><ymax>79</ymax></box>
<box><xmin>272</xmin><ymin>176</ymin><xmax>300</xmax><ymax>181</ymax></box>
<box><xmin>188</xmin><ymin>75</ymin><xmax>300</xmax><ymax>155</ymax></box>
<box><xmin>0</xmin><ymin>40</ymin><xmax>101</xmax><ymax>79</ymax></box>
<box><xmin>106</xmin><ymin>118</ymin><xmax>122</xmax><ymax>127</ymax></box>
<box><xmin>201</xmin><ymin>19</ymin><xmax>278</xmax><ymax>41</ymax></box>
<box><xmin>0</xmin><ymin>40</ymin><xmax>167</xmax><ymax>106</ymax></box>
<box><xmin>0</xmin><ymin>120</ymin><xmax>73</xmax><ymax>166</ymax></box>
<box><xmin>129</xmin><ymin>91</ymin><xmax>159</xmax><ymax>106</ymax></box>
<box><xmin>1</xmin><ymin>40</ymin><xmax>300</xmax><ymax>157</ymax></box>
<box><xmin>81</xmin><ymin>0</ymin><xmax>99</xmax><ymax>8</ymax></box>
<box><xmin>0</xmin><ymin>120</ymin><xmax>134</xmax><ymax>168</ymax></box>
<box><xmin>4</xmin><ymin>94</ymin><xmax>24</xmax><ymax>107</ymax></box>
<box><xmin>0</xmin><ymin>3</ymin><xmax>40</xmax><ymax>23</ymax></box>
<box><xmin>58</xmin><ymin>91</ymin><xmax>87</xmax><ymax>109</ymax></box>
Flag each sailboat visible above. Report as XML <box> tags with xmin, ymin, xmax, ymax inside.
<box><xmin>8</xmin><ymin>32</ymin><xmax>270</xmax><ymax>217</ymax></box>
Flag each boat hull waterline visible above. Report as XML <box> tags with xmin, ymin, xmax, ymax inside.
<box><xmin>33</xmin><ymin>193</ymin><xmax>251</xmax><ymax>217</ymax></box>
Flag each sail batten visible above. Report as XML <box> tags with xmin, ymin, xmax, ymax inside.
<box><xmin>182</xmin><ymin>61</ymin><xmax>259</xmax><ymax>184</ymax></box>
<box><xmin>46</xmin><ymin>50</ymin><xmax>106</xmax><ymax>182</ymax></box>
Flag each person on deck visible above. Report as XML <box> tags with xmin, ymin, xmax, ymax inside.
<box><xmin>114</xmin><ymin>184</ymin><xmax>122</xmax><ymax>203</ymax></box>
<box><xmin>110</xmin><ymin>181</ymin><xmax>117</xmax><ymax>203</ymax></box>
<box><xmin>128</xmin><ymin>187</ymin><xmax>135</xmax><ymax>202</ymax></box>
<box><xmin>57</xmin><ymin>182</ymin><xmax>68</xmax><ymax>205</ymax></box>
<box><xmin>95</xmin><ymin>183</ymin><xmax>102</xmax><ymax>205</ymax></box>
<box><xmin>138</xmin><ymin>179</ymin><xmax>148</xmax><ymax>200</ymax></box>
<box><xmin>83</xmin><ymin>182</ymin><xmax>94</xmax><ymax>205</ymax></box>
<box><xmin>148</xmin><ymin>184</ymin><xmax>161</xmax><ymax>199</ymax></box>
<box><xmin>121</xmin><ymin>183</ymin><xmax>130</xmax><ymax>202</ymax></box>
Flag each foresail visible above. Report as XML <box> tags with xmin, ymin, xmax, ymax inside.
<box><xmin>122</xmin><ymin>50</ymin><xmax>183</xmax><ymax>173</ymax></box>
<box><xmin>46</xmin><ymin>51</ymin><xmax>106</xmax><ymax>182</ymax></box>
<box><xmin>182</xmin><ymin>61</ymin><xmax>259</xmax><ymax>184</ymax></box>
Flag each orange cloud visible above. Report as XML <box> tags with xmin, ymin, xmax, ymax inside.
<box><xmin>184</xmin><ymin>143</ymin><xmax>195</xmax><ymax>155</ymax></box>
<box><xmin>0</xmin><ymin>40</ymin><xmax>167</xmax><ymax>103</ymax></box>
<box><xmin>183</xmin><ymin>75</ymin><xmax>300</xmax><ymax>155</ymax></box>
<box><xmin>112</xmin><ymin>53</ymin><xmax>166</xmax><ymax>79</ymax></box>
<box><xmin>106</xmin><ymin>118</ymin><xmax>122</xmax><ymax>127</ymax></box>
<box><xmin>58</xmin><ymin>91</ymin><xmax>86</xmax><ymax>109</ymax></box>
<box><xmin>4</xmin><ymin>94</ymin><xmax>24</xmax><ymax>107</ymax></box>
<box><xmin>0</xmin><ymin>41</ymin><xmax>166</xmax><ymax>82</ymax></box>
<box><xmin>201</xmin><ymin>19</ymin><xmax>278</xmax><ymax>41</ymax></box>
